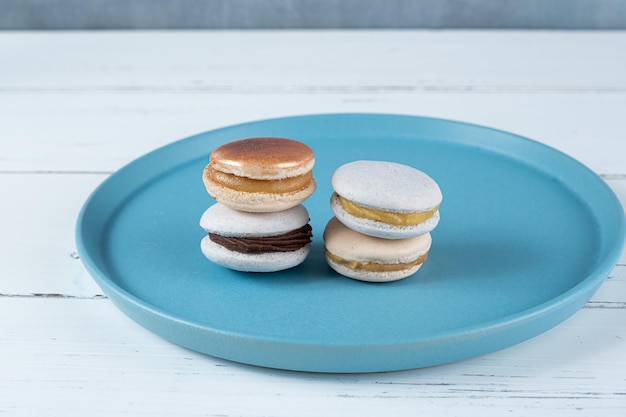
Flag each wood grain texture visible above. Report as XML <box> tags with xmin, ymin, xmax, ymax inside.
<box><xmin>1</xmin><ymin>31</ymin><xmax>626</xmax><ymax>173</ymax></box>
<box><xmin>1</xmin><ymin>298</ymin><xmax>625</xmax><ymax>416</ymax></box>
<box><xmin>0</xmin><ymin>30</ymin><xmax>625</xmax><ymax>416</ymax></box>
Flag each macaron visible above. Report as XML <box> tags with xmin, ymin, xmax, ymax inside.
<box><xmin>323</xmin><ymin>217</ymin><xmax>432</xmax><ymax>282</ymax></box>
<box><xmin>330</xmin><ymin>160</ymin><xmax>442</xmax><ymax>239</ymax></box>
<box><xmin>203</xmin><ymin>137</ymin><xmax>316</xmax><ymax>212</ymax></box>
<box><xmin>200</xmin><ymin>203</ymin><xmax>312</xmax><ymax>272</ymax></box>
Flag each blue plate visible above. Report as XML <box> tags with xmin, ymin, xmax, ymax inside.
<box><xmin>76</xmin><ymin>113</ymin><xmax>625</xmax><ymax>373</ymax></box>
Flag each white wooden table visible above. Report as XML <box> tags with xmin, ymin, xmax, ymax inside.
<box><xmin>1</xmin><ymin>30</ymin><xmax>625</xmax><ymax>416</ymax></box>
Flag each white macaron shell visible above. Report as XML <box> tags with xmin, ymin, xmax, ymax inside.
<box><xmin>201</xmin><ymin>236</ymin><xmax>310</xmax><ymax>272</ymax></box>
<box><xmin>332</xmin><ymin>160</ymin><xmax>442</xmax><ymax>212</ymax></box>
<box><xmin>200</xmin><ymin>203</ymin><xmax>310</xmax><ymax>237</ymax></box>
<box><xmin>330</xmin><ymin>193</ymin><xmax>439</xmax><ymax>239</ymax></box>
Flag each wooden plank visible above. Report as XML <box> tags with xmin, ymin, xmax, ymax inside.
<box><xmin>1</xmin><ymin>297</ymin><xmax>625</xmax><ymax>416</ymax></box>
<box><xmin>1</xmin><ymin>92</ymin><xmax>626</xmax><ymax>174</ymax></box>
<box><xmin>0</xmin><ymin>174</ymin><xmax>106</xmax><ymax>297</ymax></box>
<box><xmin>2</xmin><ymin>31</ymin><xmax>625</xmax><ymax>173</ymax></box>
<box><xmin>1</xmin><ymin>31</ymin><xmax>626</xmax><ymax>90</ymax></box>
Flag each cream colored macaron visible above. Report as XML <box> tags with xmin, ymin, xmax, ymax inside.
<box><xmin>323</xmin><ymin>217</ymin><xmax>432</xmax><ymax>282</ymax></box>
<box><xmin>331</xmin><ymin>160</ymin><xmax>442</xmax><ymax>239</ymax></box>
<box><xmin>203</xmin><ymin>137</ymin><xmax>316</xmax><ymax>212</ymax></box>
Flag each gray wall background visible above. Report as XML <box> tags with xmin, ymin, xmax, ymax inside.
<box><xmin>1</xmin><ymin>0</ymin><xmax>626</xmax><ymax>30</ymax></box>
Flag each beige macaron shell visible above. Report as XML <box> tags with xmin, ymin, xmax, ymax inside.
<box><xmin>331</xmin><ymin>160</ymin><xmax>442</xmax><ymax>212</ymax></box>
<box><xmin>323</xmin><ymin>217</ymin><xmax>431</xmax><ymax>282</ymax></box>
<box><xmin>203</xmin><ymin>171</ymin><xmax>316</xmax><ymax>212</ymax></box>
<box><xmin>325</xmin><ymin>257</ymin><xmax>425</xmax><ymax>282</ymax></box>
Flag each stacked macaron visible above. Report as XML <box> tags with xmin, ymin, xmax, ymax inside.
<box><xmin>323</xmin><ymin>160</ymin><xmax>442</xmax><ymax>282</ymax></box>
<box><xmin>200</xmin><ymin>137</ymin><xmax>316</xmax><ymax>272</ymax></box>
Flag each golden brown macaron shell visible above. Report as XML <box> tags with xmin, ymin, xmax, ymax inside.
<box><xmin>203</xmin><ymin>137</ymin><xmax>316</xmax><ymax>212</ymax></box>
<box><xmin>209</xmin><ymin>137</ymin><xmax>315</xmax><ymax>179</ymax></box>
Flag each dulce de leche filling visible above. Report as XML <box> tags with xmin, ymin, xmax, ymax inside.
<box><xmin>325</xmin><ymin>249</ymin><xmax>428</xmax><ymax>272</ymax></box>
<box><xmin>209</xmin><ymin>224</ymin><xmax>313</xmax><ymax>254</ymax></box>
<box><xmin>338</xmin><ymin>195</ymin><xmax>439</xmax><ymax>226</ymax></box>
<box><xmin>207</xmin><ymin>166</ymin><xmax>312</xmax><ymax>194</ymax></box>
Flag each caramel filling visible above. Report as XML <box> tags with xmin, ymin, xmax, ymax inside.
<box><xmin>325</xmin><ymin>249</ymin><xmax>428</xmax><ymax>272</ymax></box>
<box><xmin>209</xmin><ymin>224</ymin><xmax>313</xmax><ymax>254</ymax></box>
<box><xmin>338</xmin><ymin>196</ymin><xmax>439</xmax><ymax>226</ymax></box>
<box><xmin>207</xmin><ymin>166</ymin><xmax>312</xmax><ymax>194</ymax></box>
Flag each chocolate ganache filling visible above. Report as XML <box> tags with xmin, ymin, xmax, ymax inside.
<box><xmin>209</xmin><ymin>224</ymin><xmax>313</xmax><ymax>254</ymax></box>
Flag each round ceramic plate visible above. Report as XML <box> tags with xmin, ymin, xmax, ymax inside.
<box><xmin>76</xmin><ymin>113</ymin><xmax>625</xmax><ymax>373</ymax></box>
